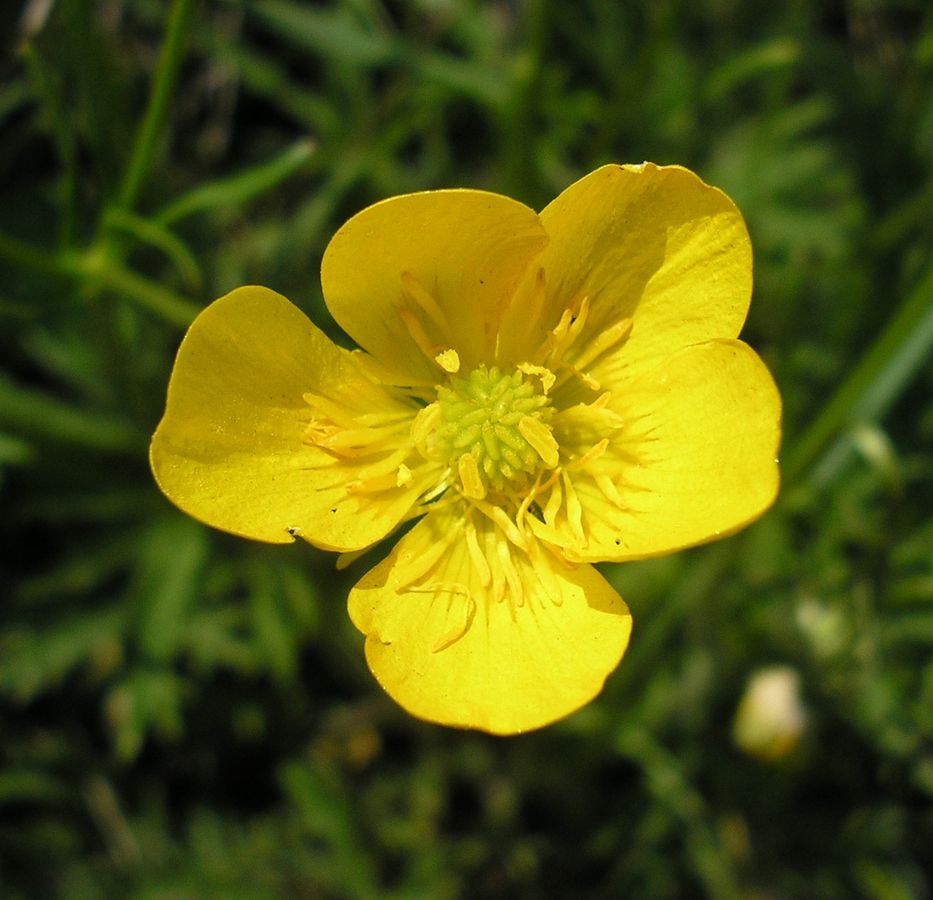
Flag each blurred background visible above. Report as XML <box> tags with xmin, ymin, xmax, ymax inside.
<box><xmin>1</xmin><ymin>0</ymin><xmax>932</xmax><ymax>896</ymax></box>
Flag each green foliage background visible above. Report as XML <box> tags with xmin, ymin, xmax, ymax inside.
<box><xmin>2</xmin><ymin>0</ymin><xmax>932</xmax><ymax>896</ymax></box>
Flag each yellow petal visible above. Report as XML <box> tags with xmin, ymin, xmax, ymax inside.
<box><xmin>547</xmin><ymin>339</ymin><xmax>781</xmax><ymax>562</ymax></box>
<box><xmin>497</xmin><ymin>163</ymin><xmax>751</xmax><ymax>372</ymax></box>
<box><xmin>150</xmin><ymin>286</ymin><xmax>423</xmax><ymax>550</ymax></box>
<box><xmin>321</xmin><ymin>190</ymin><xmax>548</xmax><ymax>383</ymax></box>
<box><xmin>348</xmin><ymin>505</ymin><xmax>632</xmax><ymax>734</ymax></box>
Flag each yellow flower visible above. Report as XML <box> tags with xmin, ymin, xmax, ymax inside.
<box><xmin>150</xmin><ymin>163</ymin><xmax>781</xmax><ymax>734</ymax></box>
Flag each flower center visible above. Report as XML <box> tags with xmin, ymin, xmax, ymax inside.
<box><xmin>420</xmin><ymin>365</ymin><xmax>560</xmax><ymax>500</ymax></box>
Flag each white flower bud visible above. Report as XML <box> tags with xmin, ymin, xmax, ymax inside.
<box><xmin>733</xmin><ymin>666</ymin><xmax>807</xmax><ymax>761</ymax></box>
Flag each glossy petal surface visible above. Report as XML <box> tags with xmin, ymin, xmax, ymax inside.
<box><xmin>150</xmin><ymin>286</ymin><xmax>421</xmax><ymax>550</ymax></box>
<box><xmin>544</xmin><ymin>339</ymin><xmax>781</xmax><ymax>561</ymax></box>
<box><xmin>498</xmin><ymin>163</ymin><xmax>751</xmax><ymax>374</ymax></box>
<box><xmin>321</xmin><ymin>190</ymin><xmax>548</xmax><ymax>383</ymax></box>
<box><xmin>349</xmin><ymin>505</ymin><xmax>632</xmax><ymax>734</ymax></box>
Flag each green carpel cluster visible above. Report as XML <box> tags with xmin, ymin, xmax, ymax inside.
<box><xmin>435</xmin><ymin>365</ymin><xmax>556</xmax><ymax>494</ymax></box>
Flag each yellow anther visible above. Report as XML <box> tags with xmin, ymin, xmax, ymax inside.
<box><xmin>517</xmin><ymin>361</ymin><xmax>556</xmax><ymax>394</ymax></box>
<box><xmin>458</xmin><ymin>453</ymin><xmax>487</xmax><ymax>500</ymax></box>
<box><xmin>518</xmin><ymin>415</ymin><xmax>559</xmax><ymax>467</ymax></box>
<box><xmin>401</xmin><ymin>270</ymin><xmax>452</xmax><ymax>339</ymax></box>
<box><xmin>435</xmin><ymin>348</ymin><xmax>460</xmax><ymax>373</ymax></box>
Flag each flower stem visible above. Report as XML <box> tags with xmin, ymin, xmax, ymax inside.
<box><xmin>616</xmin><ymin>727</ymin><xmax>743</xmax><ymax>899</ymax></box>
<box><xmin>0</xmin><ymin>230</ymin><xmax>199</xmax><ymax>328</ymax></box>
<box><xmin>22</xmin><ymin>42</ymin><xmax>78</xmax><ymax>249</ymax></box>
<box><xmin>0</xmin><ymin>229</ymin><xmax>78</xmax><ymax>279</ymax></box>
<box><xmin>783</xmin><ymin>262</ymin><xmax>933</xmax><ymax>486</ymax></box>
<box><xmin>75</xmin><ymin>252</ymin><xmax>200</xmax><ymax>328</ymax></box>
<box><xmin>117</xmin><ymin>0</ymin><xmax>197</xmax><ymax>212</ymax></box>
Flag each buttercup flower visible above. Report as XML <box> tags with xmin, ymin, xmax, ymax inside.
<box><xmin>150</xmin><ymin>163</ymin><xmax>781</xmax><ymax>734</ymax></box>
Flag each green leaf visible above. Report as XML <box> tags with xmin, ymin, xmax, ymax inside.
<box><xmin>14</xmin><ymin>533</ymin><xmax>139</xmax><ymax>606</ymax></box>
<box><xmin>103</xmin><ymin>207</ymin><xmax>203</xmax><ymax>290</ymax></box>
<box><xmin>788</xmin><ymin>262</ymin><xmax>933</xmax><ymax>486</ymax></box>
<box><xmin>704</xmin><ymin>38</ymin><xmax>801</xmax><ymax>102</ymax></box>
<box><xmin>0</xmin><ymin>606</ymin><xmax>126</xmax><ymax>702</ymax></box>
<box><xmin>0</xmin><ymin>431</ymin><xmax>33</xmax><ymax>466</ymax></box>
<box><xmin>0</xmin><ymin>769</ymin><xmax>69</xmax><ymax>806</ymax></box>
<box><xmin>246</xmin><ymin>1</ymin><xmax>400</xmax><ymax>68</ymax></box>
<box><xmin>183</xmin><ymin>606</ymin><xmax>261</xmax><ymax>675</ymax></box>
<box><xmin>131</xmin><ymin>515</ymin><xmax>210</xmax><ymax>663</ymax></box>
<box><xmin>0</xmin><ymin>373</ymin><xmax>141</xmax><ymax>453</ymax></box>
<box><xmin>105</xmin><ymin>668</ymin><xmax>187</xmax><ymax>761</ymax></box>
<box><xmin>244</xmin><ymin>559</ymin><xmax>309</xmax><ymax>682</ymax></box>
<box><xmin>156</xmin><ymin>140</ymin><xmax>316</xmax><ymax>226</ymax></box>
<box><xmin>280</xmin><ymin>762</ymin><xmax>378</xmax><ymax>897</ymax></box>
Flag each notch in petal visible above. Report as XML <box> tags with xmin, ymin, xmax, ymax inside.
<box><xmin>150</xmin><ymin>286</ymin><xmax>424</xmax><ymax>551</ymax></box>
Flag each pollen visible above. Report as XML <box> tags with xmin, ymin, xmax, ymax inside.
<box><xmin>429</xmin><ymin>365</ymin><xmax>559</xmax><ymax>497</ymax></box>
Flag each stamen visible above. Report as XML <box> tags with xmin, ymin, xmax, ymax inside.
<box><xmin>304</xmin><ymin>382</ymin><xmax>416</xmax><ymax>426</ymax></box>
<box><xmin>537</xmin><ymin>307</ymin><xmax>574</xmax><ymax>362</ymax></box>
<box><xmin>555</xmin><ymin>363</ymin><xmax>600</xmax><ymax>392</ymax></box>
<box><xmin>567</xmin><ymin>437</ymin><xmax>610</xmax><ymax>470</ymax></box>
<box><xmin>346</xmin><ymin>472</ymin><xmax>404</xmax><ymax>494</ymax></box>
<box><xmin>303</xmin><ymin>391</ymin><xmax>358</xmax><ymax>429</ymax></box>
<box><xmin>398</xmin><ymin>306</ymin><xmax>442</xmax><ymax>363</ymax></box>
<box><xmin>518</xmin><ymin>415</ymin><xmax>559</xmax><ymax>467</ymax></box>
<box><xmin>355</xmin><ymin>409</ymin><xmax>416</xmax><ymax>427</ymax></box>
<box><xmin>470</xmin><ymin>496</ymin><xmax>527</xmax><ymax>549</ymax></box>
<box><xmin>430</xmin><ymin>595</ymin><xmax>476</xmax><ymax>653</ymax></box>
<box><xmin>458</xmin><ymin>453</ymin><xmax>487</xmax><ymax>500</ymax></box>
<box><xmin>498</xmin><ymin>540</ymin><xmax>524</xmax><ymax>610</ymax></box>
<box><xmin>571</xmin><ymin>316</ymin><xmax>633</xmax><ymax>372</ymax></box>
<box><xmin>344</xmin><ymin>446</ymin><xmax>410</xmax><ymax>483</ymax></box>
<box><xmin>491</xmin><ymin>549</ymin><xmax>507</xmax><ymax>604</ymax></box>
<box><xmin>529</xmin><ymin>292</ymin><xmax>634</xmax><ymax>396</ymax></box>
<box><xmin>528</xmin><ymin>541</ymin><xmax>563</xmax><ymax>608</ymax></box>
<box><xmin>435</xmin><ymin>348</ymin><xmax>460</xmax><ymax>373</ymax></box>
<box><xmin>311</xmin><ymin>422</ymin><xmax>407</xmax><ymax>453</ymax></box>
<box><xmin>394</xmin><ymin>525</ymin><xmax>459</xmax><ymax>593</ymax></box>
<box><xmin>422</xmin><ymin>473</ymin><xmax>453</xmax><ymax>502</ymax></box>
<box><xmin>542</xmin><ymin>473</ymin><xmax>563</xmax><ymax>524</ymax></box>
<box><xmin>411</xmin><ymin>403</ymin><xmax>441</xmax><ymax>449</ymax></box>
<box><xmin>401</xmin><ymin>270</ymin><xmax>453</xmax><ymax>341</ymax></box>
<box><xmin>525</xmin><ymin>515</ymin><xmax>570</xmax><ymax>549</ymax></box>
<box><xmin>515</xmin><ymin>470</ymin><xmax>547</xmax><ymax>534</ymax></box>
<box><xmin>352</xmin><ymin>352</ymin><xmax>437</xmax><ymax>391</ymax></box>
<box><xmin>465</xmin><ymin>515</ymin><xmax>492</xmax><ymax>587</ymax></box>
<box><xmin>595</xmin><ymin>472</ymin><xmax>624</xmax><ymax>507</ymax></box>
<box><xmin>539</xmin><ymin>537</ymin><xmax>576</xmax><ymax>569</ymax></box>
<box><xmin>517</xmin><ymin>361</ymin><xmax>556</xmax><ymax>394</ymax></box>
<box><xmin>346</xmin><ymin>451</ymin><xmax>426</xmax><ymax>494</ymax></box>
<box><xmin>566</xmin><ymin>295</ymin><xmax>591</xmax><ymax>346</ymax></box>
<box><xmin>561</xmin><ymin>470</ymin><xmax>586</xmax><ymax>545</ymax></box>
<box><xmin>591</xmin><ymin>392</ymin><xmax>612</xmax><ymax>409</ymax></box>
